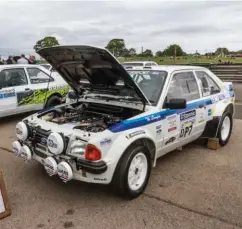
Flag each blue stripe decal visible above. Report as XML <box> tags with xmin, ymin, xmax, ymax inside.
<box><xmin>109</xmin><ymin>98</ymin><xmax>212</xmax><ymax>133</ymax></box>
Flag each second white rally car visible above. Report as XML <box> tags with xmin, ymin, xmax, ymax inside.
<box><xmin>12</xmin><ymin>45</ymin><xmax>235</xmax><ymax>198</ymax></box>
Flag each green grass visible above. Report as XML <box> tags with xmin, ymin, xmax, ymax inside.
<box><xmin>118</xmin><ymin>56</ymin><xmax>242</xmax><ymax>65</ymax></box>
<box><xmin>38</xmin><ymin>56</ymin><xmax>242</xmax><ymax>66</ymax></box>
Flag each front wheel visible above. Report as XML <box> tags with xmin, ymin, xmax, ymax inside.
<box><xmin>44</xmin><ymin>95</ymin><xmax>62</xmax><ymax>109</ymax></box>
<box><xmin>217</xmin><ymin>112</ymin><xmax>233</xmax><ymax>146</ymax></box>
<box><xmin>112</xmin><ymin>145</ymin><xmax>152</xmax><ymax>199</ymax></box>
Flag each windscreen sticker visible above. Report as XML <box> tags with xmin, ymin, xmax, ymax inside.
<box><xmin>0</xmin><ymin>89</ymin><xmax>16</xmax><ymax>99</ymax></box>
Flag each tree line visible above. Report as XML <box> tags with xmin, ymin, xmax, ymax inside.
<box><xmin>33</xmin><ymin>36</ymin><xmax>241</xmax><ymax>58</ymax></box>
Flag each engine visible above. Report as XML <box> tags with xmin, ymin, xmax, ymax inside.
<box><xmin>38</xmin><ymin>102</ymin><xmax>140</xmax><ymax>133</ymax></box>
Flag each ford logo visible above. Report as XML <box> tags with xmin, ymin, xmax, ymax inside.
<box><xmin>41</xmin><ymin>137</ymin><xmax>47</xmax><ymax>144</ymax></box>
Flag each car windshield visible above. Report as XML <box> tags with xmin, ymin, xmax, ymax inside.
<box><xmin>127</xmin><ymin>70</ymin><xmax>167</xmax><ymax>105</ymax></box>
<box><xmin>123</xmin><ymin>62</ymin><xmax>144</xmax><ymax>66</ymax></box>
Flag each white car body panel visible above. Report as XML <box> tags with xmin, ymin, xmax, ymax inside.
<box><xmin>12</xmin><ymin>46</ymin><xmax>235</xmax><ymax>186</ymax></box>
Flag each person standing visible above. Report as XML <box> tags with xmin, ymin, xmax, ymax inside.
<box><xmin>29</xmin><ymin>55</ymin><xmax>37</xmax><ymax>64</ymax></box>
<box><xmin>17</xmin><ymin>54</ymin><xmax>29</xmax><ymax>64</ymax></box>
<box><xmin>6</xmin><ymin>55</ymin><xmax>13</xmax><ymax>64</ymax></box>
<box><xmin>0</xmin><ymin>56</ymin><xmax>4</xmax><ymax>65</ymax></box>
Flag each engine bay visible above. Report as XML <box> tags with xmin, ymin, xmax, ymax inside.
<box><xmin>38</xmin><ymin>102</ymin><xmax>141</xmax><ymax>133</ymax></box>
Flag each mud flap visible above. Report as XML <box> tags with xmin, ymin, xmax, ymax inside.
<box><xmin>201</xmin><ymin>116</ymin><xmax>220</xmax><ymax>138</ymax></box>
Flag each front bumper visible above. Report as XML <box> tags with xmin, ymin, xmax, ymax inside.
<box><xmin>76</xmin><ymin>159</ymin><xmax>107</xmax><ymax>174</ymax></box>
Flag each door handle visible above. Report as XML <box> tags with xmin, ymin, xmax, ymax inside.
<box><xmin>25</xmin><ymin>88</ymin><xmax>31</xmax><ymax>91</ymax></box>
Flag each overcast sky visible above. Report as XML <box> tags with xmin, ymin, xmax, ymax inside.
<box><xmin>0</xmin><ymin>0</ymin><xmax>242</xmax><ymax>56</ymax></box>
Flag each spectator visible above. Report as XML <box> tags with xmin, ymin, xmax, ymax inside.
<box><xmin>6</xmin><ymin>55</ymin><xmax>13</xmax><ymax>64</ymax></box>
<box><xmin>0</xmin><ymin>56</ymin><xmax>4</xmax><ymax>65</ymax></box>
<box><xmin>17</xmin><ymin>54</ymin><xmax>29</xmax><ymax>64</ymax></box>
<box><xmin>29</xmin><ymin>55</ymin><xmax>37</xmax><ymax>64</ymax></box>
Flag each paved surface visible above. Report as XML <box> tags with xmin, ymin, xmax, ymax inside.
<box><xmin>0</xmin><ymin>114</ymin><xmax>242</xmax><ymax>228</ymax></box>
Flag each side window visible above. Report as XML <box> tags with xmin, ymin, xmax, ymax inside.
<box><xmin>27</xmin><ymin>68</ymin><xmax>54</xmax><ymax>84</ymax></box>
<box><xmin>195</xmin><ymin>71</ymin><xmax>220</xmax><ymax>96</ymax></box>
<box><xmin>145</xmin><ymin>63</ymin><xmax>152</xmax><ymax>66</ymax></box>
<box><xmin>167</xmin><ymin>72</ymin><xmax>200</xmax><ymax>102</ymax></box>
<box><xmin>0</xmin><ymin>68</ymin><xmax>28</xmax><ymax>88</ymax></box>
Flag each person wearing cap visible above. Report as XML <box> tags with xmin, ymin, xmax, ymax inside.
<box><xmin>17</xmin><ymin>54</ymin><xmax>29</xmax><ymax>64</ymax></box>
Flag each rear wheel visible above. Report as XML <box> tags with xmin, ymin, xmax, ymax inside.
<box><xmin>112</xmin><ymin>145</ymin><xmax>152</xmax><ymax>199</ymax></box>
<box><xmin>45</xmin><ymin>95</ymin><xmax>62</xmax><ymax>109</ymax></box>
<box><xmin>217</xmin><ymin>112</ymin><xmax>232</xmax><ymax>146</ymax></box>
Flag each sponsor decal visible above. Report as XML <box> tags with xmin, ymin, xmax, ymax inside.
<box><xmin>156</xmin><ymin>129</ymin><xmax>162</xmax><ymax>135</ymax></box>
<box><xmin>41</xmin><ymin>137</ymin><xmax>47</xmax><ymax>145</ymax></box>
<box><xmin>0</xmin><ymin>89</ymin><xmax>16</xmax><ymax>99</ymax></box>
<box><xmin>180</xmin><ymin>110</ymin><xmax>196</xmax><ymax>121</ymax></box>
<box><xmin>48</xmin><ymin>139</ymin><xmax>57</xmax><ymax>148</ymax></box>
<box><xmin>100</xmin><ymin>138</ymin><xmax>112</xmax><ymax>146</ymax></box>
<box><xmin>57</xmin><ymin>169</ymin><xmax>69</xmax><ymax>180</ymax></box>
<box><xmin>16</xmin><ymin>128</ymin><xmax>22</xmax><ymax>135</ymax></box>
<box><xmin>145</xmin><ymin>114</ymin><xmax>161</xmax><ymax>122</ymax></box>
<box><xmin>156</xmin><ymin>125</ymin><xmax>162</xmax><ymax>130</ymax></box>
<box><xmin>167</xmin><ymin>114</ymin><xmax>177</xmax><ymax>133</ymax></box>
<box><xmin>199</xmin><ymin>120</ymin><xmax>204</xmax><ymax>123</ymax></box>
<box><xmin>208</xmin><ymin>108</ymin><xmax>213</xmax><ymax>116</ymax></box>
<box><xmin>17</xmin><ymin>85</ymin><xmax>69</xmax><ymax>106</ymax></box>
<box><xmin>168</xmin><ymin>126</ymin><xmax>177</xmax><ymax>132</ymax></box>
<box><xmin>94</xmin><ymin>177</ymin><xmax>107</xmax><ymax>181</ymax></box>
<box><xmin>165</xmin><ymin>137</ymin><xmax>176</xmax><ymax>145</ymax></box>
<box><xmin>126</xmin><ymin>130</ymin><xmax>145</xmax><ymax>139</ymax></box>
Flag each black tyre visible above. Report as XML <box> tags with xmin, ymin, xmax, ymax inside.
<box><xmin>45</xmin><ymin>95</ymin><xmax>62</xmax><ymax>109</ymax></box>
<box><xmin>216</xmin><ymin>112</ymin><xmax>233</xmax><ymax>146</ymax></box>
<box><xmin>112</xmin><ymin>145</ymin><xmax>152</xmax><ymax>199</ymax></box>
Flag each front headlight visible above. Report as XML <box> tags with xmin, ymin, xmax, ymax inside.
<box><xmin>16</xmin><ymin>122</ymin><xmax>29</xmax><ymax>141</ymax></box>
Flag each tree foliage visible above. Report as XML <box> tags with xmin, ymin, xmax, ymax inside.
<box><xmin>215</xmin><ymin>47</ymin><xmax>229</xmax><ymax>56</ymax></box>
<box><xmin>34</xmin><ymin>36</ymin><xmax>59</xmax><ymax>52</ymax></box>
<box><xmin>105</xmin><ymin>39</ymin><xmax>126</xmax><ymax>57</ymax></box>
<box><xmin>162</xmin><ymin>44</ymin><xmax>185</xmax><ymax>56</ymax></box>
<box><xmin>155</xmin><ymin>51</ymin><xmax>163</xmax><ymax>57</ymax></box>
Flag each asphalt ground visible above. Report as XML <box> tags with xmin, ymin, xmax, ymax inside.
<box><xmin>0</xmin><ymin>84</ymin><xmax>242</xmax><ymax>229</ymax></box>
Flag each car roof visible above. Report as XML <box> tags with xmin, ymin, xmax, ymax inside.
<box><xmin>126</xmin><ymin>65</ymin><xmax>207</xmax><ymax>73</ymax></box>
<box><xmin>123</xmin><ymin>61</ymin><xmax>156</xmax><ymax>64</ymax></box>
<box><xmin>0</xmin><ymin>64</ymin><xmax>47</xmax><ymax>69</ymax></box>
<box><xmin>0</xmin><ymin>64</ymin><xmax>37</xmax><ymax>68</ymax></box>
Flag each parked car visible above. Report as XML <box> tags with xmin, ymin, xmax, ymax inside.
<box><xmin>122</xmin><ymin>61</ymin><xmax>158</xmax><ymax>70</ymax></box>
<box><xmin>12</xmin><ymin>45</ymin><xmax>235</xmax><ymax>199</ymax></box>
<box><xmin>0</xmin><ymin>64</ymin><xmax>69</xmax><ymax>118</ymax></box>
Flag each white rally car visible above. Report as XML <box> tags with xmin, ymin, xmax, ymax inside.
<box><xmin>0</xmin><ymin>65</ymin><xmax>69</xmax><ymax>118</ymax></box>
<box><xmin>12</xmin><ymin>45</ymin><xmax>235</xmax><ymax>199</ymax></box>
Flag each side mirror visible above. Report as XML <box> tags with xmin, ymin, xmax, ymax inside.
<box><xmin>165</xmin><ymin>98</ymin><xmax>186</xmax><ymax>109</ymax></box>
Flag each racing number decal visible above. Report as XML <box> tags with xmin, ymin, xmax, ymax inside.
<box><xmin>180</xmin><ymin>123</ymin><xmax>193</xmax><ymax>138</ymax></box>
<box><xmin>179</xmin><ymin>110</ymin><xmax>196</xmax><ymax>139</ymax></box>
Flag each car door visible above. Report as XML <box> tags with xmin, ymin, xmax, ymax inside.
<box><xmin>160</xmin><ymin>71</ymin><xmax>203</xmax><ymax>156</ymax></box>
<box><xmin>0</xmin><ymin>67</ymin><xmax>34</xmax><ymax>117</ymax></box>
<box><xmin>25</xmin><ymin>67</ymin><xmax>55</xmax><ymax>110</ymax></box>
<box><xmin>194</xmin><ymin>70</ymin><xmax>221</xmax><ymax>133</ymax></box>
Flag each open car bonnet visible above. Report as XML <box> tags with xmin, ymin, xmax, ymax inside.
<box><xmin>37</xmin><ymin>45</ymin><xmax>150</xmax><ymax>106</ymax></box>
